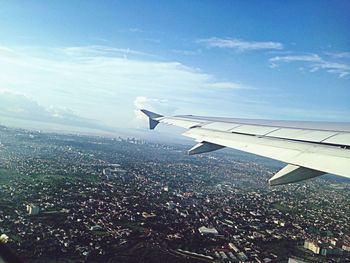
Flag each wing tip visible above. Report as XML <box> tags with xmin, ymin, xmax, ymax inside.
<box><xmin>140</xmin><ymin>109</ymin><xmax>163</xmax><ymax>130</ymax></box>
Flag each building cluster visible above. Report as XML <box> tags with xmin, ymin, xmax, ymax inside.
<box><xmin>304</xmin><ymin>239</ymin><xmax>350</xmax><ymax>256</ymax></box>
<box><xmin>0</xmin><ymin>126</ymin><xmax>349</xmax><ymax>262</ymax></box>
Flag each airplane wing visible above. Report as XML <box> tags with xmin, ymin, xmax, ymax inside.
<box><xmin>140</xmin><ymin>109</ymin><xmax>350</xmax><ymax>186</ymax></box>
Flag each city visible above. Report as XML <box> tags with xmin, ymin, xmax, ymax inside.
<box><xmin>0</xmin><ymin>125</ymin><xmax>349</xmax><ymax>262</ymax></box>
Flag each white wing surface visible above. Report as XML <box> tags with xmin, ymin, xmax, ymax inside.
<box><xmin>141</xmin><ymin>109</ymin><xmax>350</xmax><ymax>186</ymax></box>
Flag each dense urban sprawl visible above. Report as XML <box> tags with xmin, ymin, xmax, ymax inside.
<box><xmin>0</xmin><ymin>125</ymin><xmax>349</xmax><ymax>262</ymax></box>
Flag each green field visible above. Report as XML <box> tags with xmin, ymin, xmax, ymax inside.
<box><xmin>0</xmin><ymin>168</ymin><xmax>22</xmax><ymax>184</ymax></box>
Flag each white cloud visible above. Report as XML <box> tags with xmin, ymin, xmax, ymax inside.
<box><xmin>269</xmin><ymin>54</ymin><xmax>322</xmax><ymax>63</ymax></box>
<box><xmin>205</xmin><ymin>82</ymin><xmax>250</xmax><ymax>90</ymax></box>
<box><xmin>2</xmin><ymin>44</ymin><xmax>345</xmax><ymax>132</ymax></box>
<box><xmin>198</xmin><ymin>38</ymin><xmax>283</xmax><ymax>51</ymax></box>
<box><xmin>172</xmin><ymin>49</ymin><xmax>201</xmax><ymax>56</ymax></box>
<box><xmin>269</xmin><ymin>54</ymin><xmax>350</xmax><ymax>78</ymax></box>
<box><xmin>60</xmin><ymin>45</ymin><xmax>155</xmax><ymax>58</ymax></box>
<box><xmin>310</xmin><ymin>62</ymin><xmax>350</xmax><ymax>78</ymax></box>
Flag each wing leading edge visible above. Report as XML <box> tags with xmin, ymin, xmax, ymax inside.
<box><xmin>141</xmin><ymin>109</ymin><xmax>350</xmax><ymax>186</ymax></box>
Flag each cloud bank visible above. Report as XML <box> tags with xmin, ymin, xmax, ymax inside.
<box><xmin>0</xmin><ymin>89</ymin><xmax>115</xmax><ymax>132</ymax></box>
<box><xmin>0</xmin><ymin>45</ymin><xmax>250</xmax><ymax>132</ymax></box>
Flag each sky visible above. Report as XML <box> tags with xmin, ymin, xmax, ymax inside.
<box><xmin>0</xmin><ymin>0</ymin><xmax>349</xmax><ymax>136</ymax></box>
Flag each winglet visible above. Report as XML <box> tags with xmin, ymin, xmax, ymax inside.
<box><xmin>140</xmin><ymin>109</ymin><xmax>163</xmax><ymax>130</ymax></box>
<box><xmin>269</xmin><ymin>164</ymin><xmax>325</xmax><ymax>186</ymax></box>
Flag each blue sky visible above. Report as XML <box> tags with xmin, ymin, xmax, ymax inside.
<box><xmin>0</xmin><ymin>1</ymin><xmax>349</xmax><ymax>135</ymax></box>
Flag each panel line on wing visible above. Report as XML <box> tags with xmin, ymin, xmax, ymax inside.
<box><xmin>262</xmin><ymin>127</ymin><xmax>281</xmax><ymax>136</ymax></box>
